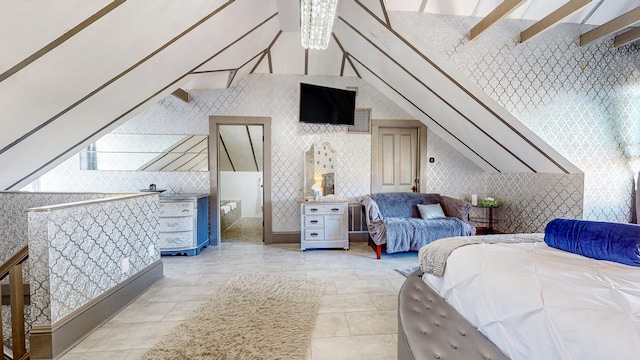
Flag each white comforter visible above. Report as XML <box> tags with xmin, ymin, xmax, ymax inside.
<box><xmin>422</xmin><ymin>234</ymin><xmax>640</xmax><ymax>360</ymax></box>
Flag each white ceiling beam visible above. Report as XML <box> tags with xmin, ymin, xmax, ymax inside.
<box><xmin>580</xmin><ymin>6</ymin><xmax>640</xmax><ymax>46</ymax></box>
<box><xmin>469</xmin><ymin>0</ymin><xmax>526</xmax><ymax>40</ymax></box>
<box><xmin>580</xmin><ymin>0</ymin><xmax>604</xmax><ymax>24</ymax></box>
<box><xmin>520</xmin><ymin>0</ymin><xmax>592</xmax><ymax>44</ymax></box>
<box><xmin>614</xmin><ymin>25</ymin><xmax>640</xmax><ymax>48</ymax></box>
<box><xmin>470</xmin><ymin>0</ymin><xmax>483</xmax><ymax>18</ymax></box>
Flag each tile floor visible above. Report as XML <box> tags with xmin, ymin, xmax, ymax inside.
<box><xmin>60</xmin><ymin>241</ymin><xmax>418</xmax><ymax>360</ymax></box>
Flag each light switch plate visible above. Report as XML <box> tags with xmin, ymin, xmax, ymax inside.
<box><xmin>121</xmin><ymin>257</ymin><xmax>130</xmax><ymax>274</ymax></box>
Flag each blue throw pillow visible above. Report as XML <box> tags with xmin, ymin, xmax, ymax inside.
<box><xmin>544</xmin><ymin>218</ymin><xmax>640</xmax><ymax>266</ymax></box>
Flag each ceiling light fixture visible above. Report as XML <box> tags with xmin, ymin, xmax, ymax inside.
<box><xmin>300</xmin><ymin>0</ymin><xmax>338</xmax><ymax>50</ymax></box>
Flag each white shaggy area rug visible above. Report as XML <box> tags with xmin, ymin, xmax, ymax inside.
<box><xmin>141</xmin><ymin>273</ymin><xmax>323</xmax><ymax>360</ymax></box>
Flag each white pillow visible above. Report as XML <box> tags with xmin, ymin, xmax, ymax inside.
<box><xmin>417</xmin><ymin>203</ymin><xmax>446</xmax><ymax>220</ymax></box>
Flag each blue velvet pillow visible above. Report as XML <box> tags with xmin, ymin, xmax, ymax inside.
<box><xmin>544</xmin><ymin>218</ymin><xmax>640</xmax><ymax>266</ymax></box>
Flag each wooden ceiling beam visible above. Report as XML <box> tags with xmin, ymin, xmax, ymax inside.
<box><xmin>520</xmin><ymin>0</ymin><xmax>592</xmax><ymax>43</ymax></box>
<box><xmin>580</xmin><ymin>6</ymin><xmax>640</xmax><ymax>46</ymax></box>
<box><xmin>171</xmin><ymin>88</ymin><xmax>190</xmax><ymax>103</ymax></box>
<box><xmin>614</xmin><ymin>26</ymin><xmax>640</xmax><ymax>48</ymax></box>
<box><xmin>469</xmin><ymin>0</ymin><xmax>526</xmax><ymax>40</ymax></box>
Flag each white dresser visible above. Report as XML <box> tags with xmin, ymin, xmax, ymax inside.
<box><xmin>299</xmin><ymin>200</ymin><xmax>349</xmax><ymax>251</ymax></box>
<box><xmin>159</xmin><ymin>194</ymin><xmax>209</xmax><ymax>256</ymax></box>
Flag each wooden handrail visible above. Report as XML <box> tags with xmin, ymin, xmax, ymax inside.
<box><xmin>0</xmin><ymin>245</ymin><xmax>28</xmax><ymax>280</ymax></box>
<box><xmin>0</xmin><ymin>245</ymin><xmax>30</xmax><ymax>360</ymax></box>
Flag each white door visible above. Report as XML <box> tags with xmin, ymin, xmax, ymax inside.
<box><xmin>375</xmin><ymin>127</ymin><xmax>419</xmax><ymax>193</ymax></box>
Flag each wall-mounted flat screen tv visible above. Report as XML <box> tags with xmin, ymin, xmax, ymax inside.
<box><xmin>299</xmin><ymin>83</ymin><xmax>356</xmax><ymax>125</ymax></box>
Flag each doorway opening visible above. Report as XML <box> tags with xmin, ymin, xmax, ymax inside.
<box><xmin>219</xmin><ymin>124</ymin><xmax>263</xmax><ymax>243</ymax></box>
<box><xmin>209</xmin><ymin>116</ymin><xmax>272</xmax><ymax>245</ymax></box>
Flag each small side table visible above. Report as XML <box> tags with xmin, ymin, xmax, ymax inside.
<box><xmin>298</xmin><ymin>199</ymin><xmax>349</xmax><ymax>251</ymax></box>
<box><xmin>469</xmin><ymin>205</ymin><xmax>499</xmax><ymax>234</ymax></box>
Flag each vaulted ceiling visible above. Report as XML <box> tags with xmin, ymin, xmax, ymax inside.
<box><xmin>2</xmin><ymin>0</ymin><xmax>638</xmax><ymax>190</ymax></box>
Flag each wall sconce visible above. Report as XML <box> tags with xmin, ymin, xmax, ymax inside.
<box><xmin>301</xmin><ymin>0</ymin><xmax>339</xmax><ymax>50</ymax></box>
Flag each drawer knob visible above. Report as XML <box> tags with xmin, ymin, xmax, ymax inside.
<box><xmin>310</xmin><ymin>232</ymin><xmax>319</xmax><ymax>237</ymax></box>
<box><xmin>310</xmin><ymin>220</ymin><xmax>318</xmax><ymax>224</ymax></box>
<box><xmin>310</xmin><ymin>208</ymin><xmax>318</xmax><ymax>212</ymax></box>
<box><xmin>331</xmin><ymin>208</ymin><xmax>339</xmax><ymax>212</ymax></box>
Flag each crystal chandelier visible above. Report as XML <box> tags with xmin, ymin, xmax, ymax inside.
<box><xmin>300</xmin><ymin>0</ymin><xmax>339</xmax><ymax>50</ymax></box>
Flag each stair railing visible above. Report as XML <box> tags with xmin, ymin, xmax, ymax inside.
<box><xmin>0</xmin><ymin>245</ymin><xmax>29</xmax><ymax>360</ymax></box>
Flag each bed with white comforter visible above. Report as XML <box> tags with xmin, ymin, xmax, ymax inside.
<box><xmin>421</xmin><ymin>233</ymin><xmax>640</xmax><ymax>360</ymax></box>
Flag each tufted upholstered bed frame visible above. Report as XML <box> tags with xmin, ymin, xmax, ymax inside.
<box><xmin>397</xmin><ymin>270</ymin><xmax>509</xmax><ymax>360</ymax></box>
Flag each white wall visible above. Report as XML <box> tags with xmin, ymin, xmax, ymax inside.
<box><xmin>220</xmin><ymin>171</ymin><xmax>263</xmax><ymax>217</ymax></box>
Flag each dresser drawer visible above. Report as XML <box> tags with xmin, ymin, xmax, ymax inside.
<box><xmin>303</xmin><ymin>204</ymin><xmax>346</xmax><ymax>215</ymax></box>
<box><xmin>159</xmin><ymin>216</ymin><xmax>194</xmax><ymax>232</ymax></box>
<box><xmin>159</xmin><ymin>201</ymin><xmax>194</xmax><ymax>217</ymax></box>
<box><xmin>304</xmin><ymin>228</ymin><xmax>325</xmax><ymax>240</ymax></box>
<box><xmin>159</xmin><ymin>231</ymin><xmax>194</xmax><ymax>248</ymax></box>
<box><xmin>304</xmin><ymin>215</ymin><xmax>324</xmax><ymax>227</ymax></box>
<box><xmin>303</xmin><ymin>204</ymin><xmax>323</xmax><ymax>215</ymax></box>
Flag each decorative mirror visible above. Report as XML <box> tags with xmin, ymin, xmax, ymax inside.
<box><xmin>79</xmin><ymin>134</ymin><xmax>208</xmax><ymax>171</ymax></box>
<box><xmin>304</xmin><ymin>142</ymin><xmax>336</xmax><ymax>198</ymax></box>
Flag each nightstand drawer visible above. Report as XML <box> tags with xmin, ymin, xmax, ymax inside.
<box><xmin>159</xmin><ymin>201</ymin><xmax>194</xmax><ymax>217</ymax></box>
<box><xmin>159</xmin><ymin>216</ymin><xmax>194</xmax><ymax>232</ymax></box>
<box><xmin>304</xmin><ymin>228</ymin><xmax>325</xmax><ymax>240</ymax></box>
<box><xmin>304</xmin><ymin>215</ymin><xmax>324</xmax><ymax>227</ymax></box>
<box><xmin>159</xmin><ymin>231</ymin><xmax>194</xmax><ymax>248</ymax></box>
<box><xmin>303</xmin><ymin>204</ymin><xmax>346</xmax><ymax>215</ymax></box>
<box><xmin>303</xmin><ymin>205</ymin><xmax>324</xmax><ymax>215</ymax></box>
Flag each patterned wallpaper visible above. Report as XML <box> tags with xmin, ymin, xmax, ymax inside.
<box><xmin>486</xmin><ymin>172</ymin><xmax>584</xmax><ymax>233</ymax></box>
<box><xmin>31</xmin><ymin>74</ymin><xmax>412</xmax><ymax>232</ymax></box>
<box><xmin>425</xmin><ymin>129</ymin><xmax>584</xmax><ymax>233</ymax></box>
<box><xmin>0</xmin><ymin>191</ymin><xmax>112</xmax><ymax>347</ymax></box>
<box><xmin>391</xmin><ymin>12</ymin><xmax>639</xmax><ymax>223</ymax></box>
<box><xmin>28</xmin><ymin>194</ymin><xmax>159</xmax><ymax>325</ymax></box>
<box><xmin>0</xmin><ymin>192</ymin><xmax>109</xmax><ymax>264</ymax></box>
<box><xmin>0</xmin><ymin>192</ymin><xmax>160</xmax><ymax>342</ymax></box>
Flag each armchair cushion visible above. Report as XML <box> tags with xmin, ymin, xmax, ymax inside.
<box><xmin>440</xmin><ymin>195</ymin><xmax>472</xmax><ymax>221</ymax></box>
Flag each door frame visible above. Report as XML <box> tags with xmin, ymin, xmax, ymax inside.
<box><xmin>209</xmin><ymin>116</ymin><xmax>272</xmax><ymax>245</ymax></box>
<box><xmin>371</xmin><ymin>119</ymin><xmax>428</xmax><ymax>193</ymax></box>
